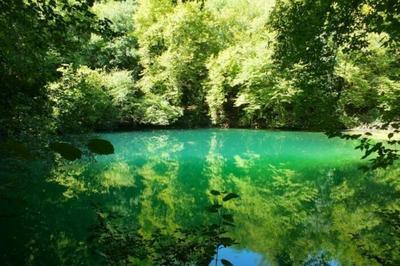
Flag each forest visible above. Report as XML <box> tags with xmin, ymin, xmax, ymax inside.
<box><xmin>1</xmin><ymin>0</ymin><xmax>400</xmax><ymax>265</ymax></box>
<box><xmin>1</xmin><ymin>0</ymin><xmax>399</xmax><ymax>136</ymax></box>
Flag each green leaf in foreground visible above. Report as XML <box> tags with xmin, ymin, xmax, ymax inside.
<box><xmin>210</xmin><ymin>190</ymin><xmax>221</xmax><ymax>195</ymax></box>
<box><xmin>49</xmin><ymin>142</ymin><xmax>82</xmax><ymax>161</ymax></box>
<box><xmin>87</xmin><ymin>139</ymin><xmax>114</xmax><ymax>155</ymax></box>
<box><xmin>207</xmin><ymin>204</ymin><xmax>222</xmax><ymax>213</ymax></box>
<box><xmin>221</xmin><ymin>259</ymin><xmax>234</xmax><ymax>266</ymax></box>
<box><xmin>222</xmin><ymin>193</ymin><xmax>239</xmax><ymax>202</ymax></box>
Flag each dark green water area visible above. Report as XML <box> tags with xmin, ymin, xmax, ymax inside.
<box><xmin>1</xmin><ymin>129</ymin><xmax>400</xmax><ymax>265</ymax></box>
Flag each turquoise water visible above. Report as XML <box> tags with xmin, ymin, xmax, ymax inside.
<box><xmin>1</xmin><ymin>129</ymin><xmax>400</xmax><ymax>265</ymax></box>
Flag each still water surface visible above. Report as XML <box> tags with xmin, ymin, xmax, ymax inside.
<box><xmin>1</xmin><ymin>129</ymin><xmax>400</xmax><ymax>265</ymax></box>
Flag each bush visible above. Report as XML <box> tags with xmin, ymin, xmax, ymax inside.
<box><xmin>47</xmin><ymin>65</ymin><xmax>184</xmax><ymax>133</ymax></box>
<box><xmin>47</xmin><ymin>65</ymin><xmax>116</xmax><ymax>133</ymax></box>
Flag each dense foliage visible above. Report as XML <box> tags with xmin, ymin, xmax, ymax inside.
<box><xmin>1</xmin><ymin>0</ymin><xmax>398</xmax><ymax>136</ymax></box>
<box><xmin>0</xmin><ymin>0</ymin><xmax>109</xmax><ymax>141</ymax></box>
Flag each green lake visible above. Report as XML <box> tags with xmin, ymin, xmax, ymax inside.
<box><xmin>1</xmin><ymin>129</ymin><xmax>400</xmax><ymax>265</ymax></box>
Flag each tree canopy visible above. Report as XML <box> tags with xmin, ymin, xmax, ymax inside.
<box><xmin>1</xmin><ymin>0</ymin><xmax>399</xmax><ymax>137</ymax></box>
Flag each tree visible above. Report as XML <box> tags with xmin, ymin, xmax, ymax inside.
<box><xmin>270</xmin><ymin>0</ymin><xmax>400</xmax><ymax>167</ymax></box>
<box><xmin>0</xmin><ymin>0</ymin><xmax>110</xmax><ymax>140</ymax></box>
<box><xmin>134</xmin><ymin>0</ymin><xmax>227</xmax><ymax>127</ymax></box>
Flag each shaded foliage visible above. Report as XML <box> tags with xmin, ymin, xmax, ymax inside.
<box><xmin>0</xmin><ymin>0</ymin><xmax>111</xmax><ymax>140</ymax></box>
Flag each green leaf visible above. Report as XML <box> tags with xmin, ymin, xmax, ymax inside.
<box><xmin>207</xmin><ymin>204</ymin><xmax>222</xmax><ymax>213</ymax></box>
<box><xmin>350</xmin><ymin>134</ymin><xmax>362</xmax><ymax>140</ymax></box>
<box><xmin>388</xmin><ymin>132</ymin><xmax>394</xmax><ymax>139</ymax></box>
<box><xmin>87</xmin><ymin>139</ymin><xmax>114</xmax><ymax>155</ymax></box>
<box><xmin>221</xmin><ymin>259</ymin><xmax>234</xmax><ymax>266</ymax></box>
<box><xmin>223</xmin><ymin>193</ymin><xmax>239</xmax><ymax>202</ymax></box>
<box><xmin>210</xmin><ymin>190</ymin><xmax>221</xmax><ymax>195</ymax></box>
<box><xmin>50</xmin><ymin>142</ymin><xmax>82</xmax><ymax>161</ymax></box>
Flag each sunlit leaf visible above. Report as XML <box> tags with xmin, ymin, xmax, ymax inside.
<box><xmin>49</xmin><ymin>142</ymin><xmax>82</xmax><ymax>161</ymax></box>
<box><xmin>87</xmin><ymin>138</ymin><xmax>114</xmax><ymax>155</ymax></box>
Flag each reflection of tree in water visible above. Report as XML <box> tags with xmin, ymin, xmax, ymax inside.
<box><xmin>133</xmin><ymin>133</ymin><xmax>211</xmax><ymax>236</ymax></box>
<box><xmin>196</xmin><ymin>132</ymin><xmax>400</xmax><ymax>265</ymax></box>
<box><xmin>2</xmin><ymin>131</ymin><xmax>400</xmax><ymax>265</ymax></box>
<box><xmin>227</xmin><ymin>162</ymin><xmax>400</xmax><ymax>265</ymax></box>
<box><xmin>86</xmin><ymin>132</ymin><xmax>400</xmax><ymax>265</ymax></box>
<box><xmin>87</xmin><ymin>134</ymin><xmax>240</xmax><ymax>265</ymax></box>
<box><xmin>88</xmin><ymin>190</ymin><xmax>239</xmax><ymax>265</ymax></box>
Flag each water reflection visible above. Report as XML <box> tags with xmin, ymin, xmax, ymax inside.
<box><xmin>1</xmin><ymin>129</ymin><xmax>400</xmax><ymax>265</ymax></box>
<box><xmin>210</xmin><ymin>247</ymin><xmax>268</xmax><ymax>266</ymax></box>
